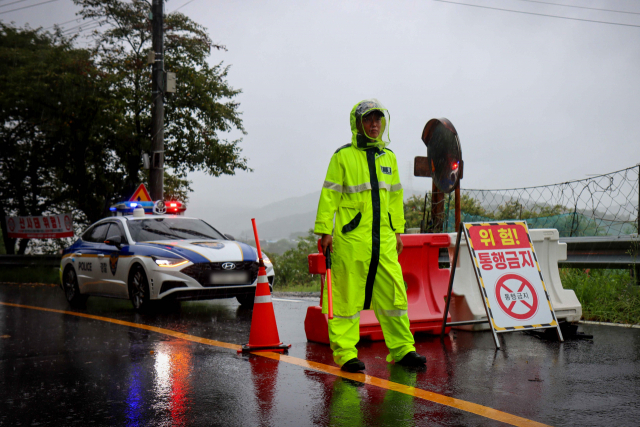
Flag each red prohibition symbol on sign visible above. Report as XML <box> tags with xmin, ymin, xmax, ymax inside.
<box><xmin>495</xmin><ymin>274</ymin><xmax>539</xmax><ymax>320</ymax></box>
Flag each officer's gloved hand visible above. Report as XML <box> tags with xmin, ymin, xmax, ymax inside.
<box><xmin>321</xmin><ymin>234</ymin><xmax>333</xmax><ymax>254</ymax></box>
<box><xmin>395</xmin><ymin>234</ymin><xmax>403</xmax><ymax>255</ymax></box>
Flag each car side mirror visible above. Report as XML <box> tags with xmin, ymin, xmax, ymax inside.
<box><xmin>104</xmin><ymin>235</ymin><xmax>122</xmax><ymax>249</ymax></box>
<box><xmin>225</xmin><ymin>234</ymin><xmax>235</xmax><ymax>241</ymax></box>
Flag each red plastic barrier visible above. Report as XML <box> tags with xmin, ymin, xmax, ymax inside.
<box><xmin>305</xmin><ymin>233</ymin><xmax>452</xmax><ymax>344</ymax></box>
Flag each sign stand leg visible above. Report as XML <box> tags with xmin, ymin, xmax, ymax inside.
<box><xmin>462</xmin><ymin>224</ymin><xmax>502</xmax><ymax>350</ymax></box>
<box><xmin>441</xmin><ymin>222</ymin><xmax>494</xmax><ymax>339</ymax></box>
<box><xmin>550</xmin><ymin>302</ymin><xmax>564</xmax><ymax>343</ymax></box>
<box><xmin>556</xmin><ymin>322</ymin><xmax>565</xmax><ymax>343</ymax></box>
<box><xmin>441</xmin><ymin>223</ymin><xmax>463</xmax><ymax>338</ymax></box>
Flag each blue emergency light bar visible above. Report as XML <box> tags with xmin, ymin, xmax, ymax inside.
<box><xmin>110</xmin><ymin>201</ymin><xmax>155</xmax><ymax>215</ymax></box>
<box><xmin>109</xmin><ymin>200</ymin><xmax>186</xmax><ymax>216</ymax></box>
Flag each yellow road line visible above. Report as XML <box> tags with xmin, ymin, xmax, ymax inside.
<box><xmin>0</xmin><ymin>301</ymin><xmax>550</xmax><ymax>427</ymax></box>
<box><xmin>0</xmin><ymin>302</ymin><xmax>239</xmax><ymax>351</ymax></box>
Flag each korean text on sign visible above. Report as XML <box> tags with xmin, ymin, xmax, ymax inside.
<box><xmin>469</xmin><ymin>224</ymin><xmax>530</xmax><ymax>250</ymax></box>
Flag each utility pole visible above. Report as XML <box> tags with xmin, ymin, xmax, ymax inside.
<box><xmin>149</xmin><ymin>0</ymin><xmax>164</xmax><ymax>201</ymax></box>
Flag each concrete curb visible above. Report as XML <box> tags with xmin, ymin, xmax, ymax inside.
<box><xmin>579</xmin><ymin>320</ymin><xmax>640</xmax><ymax>329</ymax></box>
<box><xmin>272</xmin><ymin>292</ymin><xmax>320</xmax><ymax>299</ymax></box>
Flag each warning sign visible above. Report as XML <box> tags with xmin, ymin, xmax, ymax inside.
<box><xmin>5</xmin><ymin>213</ymin><xmax>74</xmax><ymax>239</ymax></box>
<box><xmin>129</xmin><ymin>184</ymin><xmax>152</xmax><ymax>202</ymax></box>
<box><xmin>464</xmin><ymin>222</ymin><xmax>557</xmax><ymax>331</ymax></box>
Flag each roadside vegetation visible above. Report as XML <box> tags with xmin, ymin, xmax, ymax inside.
<box><xmin>268</xmin><ymin>230</ymin><xmax>321</xmax><ymax>293</ymax></box>
<box><xmin>560</xmin><ymin>268</ymin><xmax>640</xmax><ymax>325</ymax></box>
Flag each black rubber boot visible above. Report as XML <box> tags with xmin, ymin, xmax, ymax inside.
<box><xmin>341</xmin><ymin>358</ymin><xmax>366</xmax><ymax>372</ymax></box>
<box><xmin>397</xmin><ymin>351</ymin><xmax>427</xmax><ymax>367</ymax></box>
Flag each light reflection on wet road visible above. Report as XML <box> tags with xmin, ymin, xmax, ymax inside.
<box><xmin>0</xmin><ymin>283</ymin><xmax>639</xmax><ymax>426</ymax></box>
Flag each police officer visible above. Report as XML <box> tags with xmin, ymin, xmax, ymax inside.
<box><xmin>314</xmin><ymin>99</ymin><xmax>427</xmax><ymax>372</ymax></box>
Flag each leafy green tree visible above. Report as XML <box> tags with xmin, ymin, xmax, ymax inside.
<box><xmin>0</xmin><ymin>24</ymin><xmax>109</xmax><ymax>253</ymax></box>
<box><xmin>74</xmin><ymin>0</ymin><xmax>249</xmax><ymax>208</ymax></box>
<box><xmin>1</xmin><ymin>2</ymin><xmax>249</xmax><ymax>252</ymax></box>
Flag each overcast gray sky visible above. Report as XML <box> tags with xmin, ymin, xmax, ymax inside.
<box><xmin>5</xmin><ymin>0</ymin><xmax>640</xmax><ymax>220</ymax></box>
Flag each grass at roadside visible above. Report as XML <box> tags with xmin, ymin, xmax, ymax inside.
<box><xmin>273</xmin><ymin>281</ymin><xmax>321</xmax><ymax>293</ymax></box>
<box><xmin>560</xmin><ymin>268</ymin><xmax>640</xmax><ymax>325</ymax></box>
<box><xmin>0</xmin><ymin>266</ymin><xmax>59</xmax><ymax>285</ymax></box>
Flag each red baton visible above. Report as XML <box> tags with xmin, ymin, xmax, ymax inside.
<box><xmin>251</xmin><ymin>218</ymin><xmax>264</xmax><ymax>266</ymax></box>
<box><xmin>324</xmin><ymin>246</ymin><xmax>333</xmax><ymax>320</ymax></box>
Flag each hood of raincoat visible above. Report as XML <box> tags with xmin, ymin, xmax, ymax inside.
<box><xmin>350</xmin><ymin>99</ymin><xmax>391</xmax><ymax>150</ymax></box>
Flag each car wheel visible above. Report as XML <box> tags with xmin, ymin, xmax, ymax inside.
<box><xmin>236</xmin><ymin>294</ymin><xmax>255</xmax><ymax>308</ymax></box>
<box><xmin>63</xmin><ymin>267</ymin><xmax>87</xmax><ymax>307</ymax></box>
<box><xmin>129</xmin><ymin>265</ymin><xmax>151</xmax><ymax>312</ymax></box>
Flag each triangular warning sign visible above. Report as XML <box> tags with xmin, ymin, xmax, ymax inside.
<box><xmin>129</xmin><ymin>184</ymin><xmax>152</xmax><ymax>202</ymax></box>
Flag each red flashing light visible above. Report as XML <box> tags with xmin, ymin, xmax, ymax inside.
<box><xmin>161</xmin><ymin>200</ymin><xmax>186</xmax><ymax>214</ymax></box>
<box><xmin>452</xmin><ymin>162</ymin><xmax>459</xmax><ymax>170</ymax></box>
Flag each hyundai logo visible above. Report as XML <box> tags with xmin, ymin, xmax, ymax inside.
<box><xmin>221</xmin><ymin>262</ymin><xmax>236</xmax><ymax>270</ymax></box>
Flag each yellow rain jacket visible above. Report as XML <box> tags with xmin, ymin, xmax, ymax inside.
<box><xmin>314</xmin><ymin>99</ymin><xmax>407</xmax><ymax>318</ymax></box>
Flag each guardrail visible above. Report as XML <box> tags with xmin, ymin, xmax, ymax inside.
<box><xmin>558</xmin><ymin>235</ymin><xmax>639</xmax><ymax>269</ymax></box>
<box><xmin>0</xmin><ymin>255</ymin><xmax>61</xmax><ymax>267</ymax></box>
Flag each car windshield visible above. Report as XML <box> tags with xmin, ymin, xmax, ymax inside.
<box><xmin>126</xmin><ymin>218</ymin><xmax>226</xmax><ymax>242</ymax></box>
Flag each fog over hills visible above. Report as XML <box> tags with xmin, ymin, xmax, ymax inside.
<box><xmin>202</xmin><ymin>189</ymin><xmax>429</xmax><ymax>241</ymax></box>
<box><xmin>203</xmin><ymin>191</ymin><xmax>322</xmax><ymax>241</ymax></box>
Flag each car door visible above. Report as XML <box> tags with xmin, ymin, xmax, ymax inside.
<box><xmin>99</xmin><ymin>222</ymin><xmax>130</xmax><ymax>297</ymax></box>
<box><xmin>75</xmin><ymin>222</ymin><xmax>110</xmax><ymax>294</ymax></box>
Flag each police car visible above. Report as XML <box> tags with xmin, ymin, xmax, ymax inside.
<box><xmin>59</xmin><ymin>199</ymin><xmax>274</xmax><ymax>311</ymax></box>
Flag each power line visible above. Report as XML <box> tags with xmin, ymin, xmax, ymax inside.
<box><xmin>70</xmin><ymin>22</ymin><xmax>109</xmax><ymax>36</ymax></box>
<box><xmin>44</xmin><ymin>17</ymin><xmax>84</xmax><ymax>30</ymax></box>
<box><xmin>0</xmin><ymin>0</ymin><xmax>29</xmax><ymax>9</ymax></box>
<box><xmin>432</xmin><ymin>0</ymin><xmax>640</xmax><ymax>28</ymax></box>
<box><xmin>63</xmin><ymin>24</ymin><xmax>103</xmax><ymax>36</ymax></box>
<box><xmin>0</xmin><ymin>0</ymin><xmax>60</xmax><ymax>15</ymax></box>
<box><xmin>172</xmin><ymin>0</ymin><xmax>198</xmax><ymax>12</ymax></box>
<box><xmin>60</xmin><ymin>18</ymin><xmax>106</xmax><ymax>35</ymax></box>
<box><xmin>509</xmin><ymin>0</ymin><xmax>640</xmax><ymax>16</ymax></box>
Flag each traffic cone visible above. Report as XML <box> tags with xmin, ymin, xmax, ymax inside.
<box><xmin>239</xmin><ymin>266</ymin><xmax>291</xmax><ymax>353</ymax></box>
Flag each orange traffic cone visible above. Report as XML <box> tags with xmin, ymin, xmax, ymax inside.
<box><xmin>239</xmin><ymin>266</ymin><xmax>291</xmax><ymax>353</ymax></box>
<box><xmin>239</xmin><ymin>219</ymin><xmax>291</xmax><ymax>353</ymax></box>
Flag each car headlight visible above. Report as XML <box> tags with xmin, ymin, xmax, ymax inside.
<box><xmin>153</xmin><ymin>257</ymin><xmax>189</xmax><ymax>268</ymax></box>
<box><xmin>262</xmin><ymin>255</ymin><xmax>272</xmax><ymax>265</ymax></box>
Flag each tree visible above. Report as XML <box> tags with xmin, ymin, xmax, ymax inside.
<box><xmin>74</xmin><ymin>0</ymin><xmax>249</xmax><ymax>213</ymax></box>
<box><xmin>0</xmin><ymin>24</ymin><xmax>108</xmax><ymax>253</ymax></box>
<box><xmin>0</xmin><ymin>2</ymin><xmax>249</xmax><ymax>252</ymax></box>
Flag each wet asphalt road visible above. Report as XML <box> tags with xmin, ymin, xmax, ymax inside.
<box><xmin>1</xmin><ymin>283</ymin><xmax>639</xmax><ymax>427</ymax></box>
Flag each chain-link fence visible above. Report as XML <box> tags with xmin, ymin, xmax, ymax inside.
<box><xmin>411</xmin><ymin>165</ymin><xmax>639</xmax><ymax>237</ymax></box>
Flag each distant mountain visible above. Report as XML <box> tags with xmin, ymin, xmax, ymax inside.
<box><xmin>209</xmin><ymin>188</ymin><xmax>439</xmax><ymax>241</ymax></box>
<box><xmin>207</xmin><ymin>191</ymin><xmax>321</xmax><ymax>240</ymax></box>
